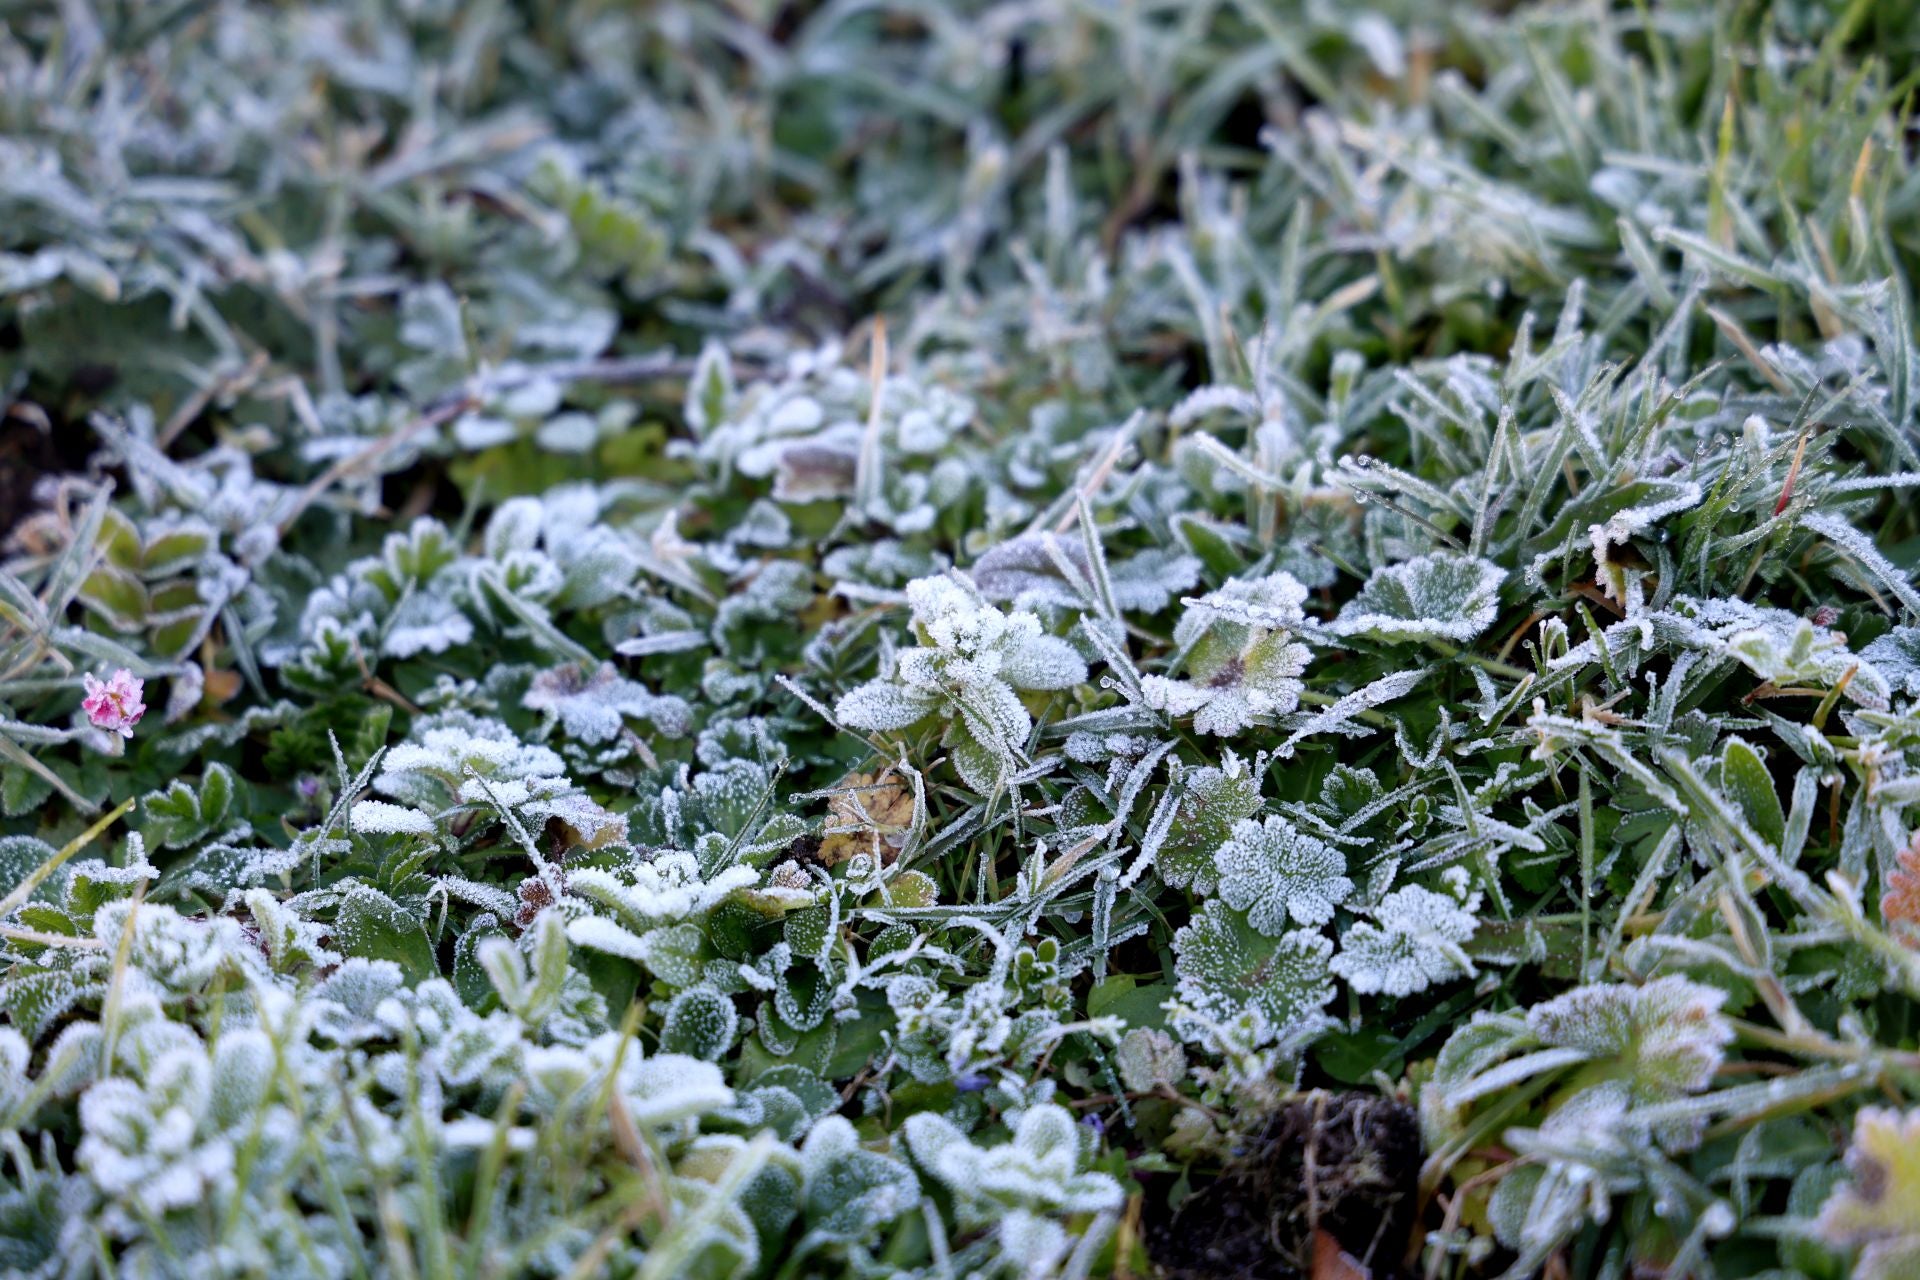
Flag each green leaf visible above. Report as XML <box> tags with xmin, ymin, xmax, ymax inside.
<box><xmin>1721</xmin><ymin>738</ymin><xmax>1785</xmax><ymax>852</ymax></box>
<box><xmin>661</xmin><ymin>988</ymin><xmax>739</xmax><ymax>1060</ymax></box>
<box><xmin>1</xmin><ymin>765</ymin><xmax>54</xmax><ymax>818</ymax></box>
<box><xmin>140</xmin><ymin>763</ymin><xmax>241</xmax><ymax>849</ymax></box>
<box><xmin>334</xmin><ymin>885</ymin><xmax>438</xmax><ymax>982</ymax></box>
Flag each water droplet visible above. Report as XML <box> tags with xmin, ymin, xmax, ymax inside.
<box><xmin>1353</xmin><ymin>491</ymin><xmax>1370</xmax><ymax>504</ymax></box>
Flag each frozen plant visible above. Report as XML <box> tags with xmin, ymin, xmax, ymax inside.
<box><xmin>1141</xmin><ymin>572</ymin><xmax>1313</xmax><ymax>735</ymax></box>
<box><xmin>835</xmin><ymin>573</ymin><xmax>1087</xmax><ymax>792</ymax></box>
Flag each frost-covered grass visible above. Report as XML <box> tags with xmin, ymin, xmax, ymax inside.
<box><xmin>2</xmin><ymin>1</ymin><xmax>1920</xmax><ymax>1277</ymax></box>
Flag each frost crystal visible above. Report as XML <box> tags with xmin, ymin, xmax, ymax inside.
<box><xmin>1142</xmin><ymin>573</ymin><xmax>1312</xmax><ymax>735</ymax></box>
<box><xmin>522</xmin><ymin>662</ymin><xmax>691</xmax><ymax>742</ymax></box>
<box><xmin>1330</xmin><ymin>884</ymin><xmax>1479</xmax><ymax>996</ymax></box>
<box><xmin>1329</xmin><ymin>553</ymin><xmax>1506</xmax><ymax>644</ymax></box>
<box><xmin>1172</xmin><ymin>899</ymin><xmax>1334</xmax><ymax>1037</ymax></box>
<box><xmin>835</xmin><ymin>573</ymin><xmax>1086</xmax><ymax>792</ymax></box>
<box><xmin>1213</xmin><ymin>814</ymin><xmax>1353</xmax><ymax>932</ymax></box>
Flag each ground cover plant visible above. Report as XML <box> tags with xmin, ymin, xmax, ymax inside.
<box><xmin>2</xmin><ymin>0</ymin><xmax>1920</xmax><ymax>1276</ymax></box>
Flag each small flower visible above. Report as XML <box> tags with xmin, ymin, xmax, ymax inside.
<box><xmin>81</xmin><ymin>669</ymin><xmax>146</xmax><ymax>739</ymax></box>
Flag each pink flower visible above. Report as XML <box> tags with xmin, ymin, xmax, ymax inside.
<box><xmin>82</xmin><ymin>669</ymin><xmax>146</xmax><ymax>739</ymax></box>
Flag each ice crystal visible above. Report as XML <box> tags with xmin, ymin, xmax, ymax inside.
<box><xmin>1142</xmin><ymin>572</ymin><xmax>1312</xmax><ymax>735</ymax></box>
<box><xmin>1329</xmin><ymin>553</ymin><xmax>1507</xmax><ymax>644</ymax></box>
<box><xmin>836</xmin><ymin>573</ymin><xmax>1086</xmax><ymax>791</ymax></box>
<box><xmin>1330</xmin><ymin>884</ymin><xmax>1479</xmax><ymax>997</ymax></box>
<box><xmin>1213</xmin><ymin>814</ymin><xmax>1353</xmax><ymax>932</ymax></box>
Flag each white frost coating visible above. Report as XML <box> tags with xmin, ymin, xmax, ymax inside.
<box><xmin>835</xmin><ymin>572</ymin><xmax>1087</xmax><ymax>791</ymax></box>
<box><xmin>1329</xmin><ymin>552</ymin><xmax>1507</xmax><ymax>644</ymax></box>
<box><xmin>348</xmin><ymin>800</ymin><xmax>437</xmax><ymax>836</ymax></box>
<box><xmin>1213</xmin><ymin>814</ymin><xmax>1354</xmax><ymax>932</ymax></box>
<box><xmin>1331</xmin><ymin>884</ymin><xmax>1480</xmax><ymax>997</ymax></box>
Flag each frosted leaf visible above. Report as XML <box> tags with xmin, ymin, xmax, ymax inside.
<box><xmin>624</xmin><ymin>1053</ymin><xmax>733</xmax><ymax>1127</ymax></box>
<box><xmin>1816</xmin><ymin>1107</ymin><xmax>1920</xmax><ymax>1280</ymax></box>
<box><xmin>683</xmin><ymin>340</ymin><xmax>734</xmax><ymax>439</ymax></box>
<box><xmin>837</xmin><ymin>573</ymin><xmax>1083</xmax><ymax>791</ymax></box>
<box><xmin>563</xmin><ymin>914</ymin><xmax>653</xmax><ymax>962</ymax></box>
<box><xmin>1172</xmin><ymin>899</ymin><xmax>1334</xmax><ymax>1035</ymax></box>
<box><xmin>1213</xmin><ymin>814</ymin><xmax>1353</xmax><ymax>932</ymax></box>
<box><xmin>1143</xmin><ymin>573</ymin><xmax>1311</xmax><ymax>735</ymax></box>
<box><xmin>1114</xmin><ymin>1027</ymin><xmax>1186</xmax><ymax>1092</ymax></box>
<box><xmin>565</xmin><ymin>853</ymin><xmax>758</xmax><ymax>930</ymax></box>
<box><xmin>1526</xmin><ymin>977</ymin><xmax>1730</xmax><ymax>1096</ymax></box>
<box><xmin>314</xmin><ymin>958</ymin><xmax>408</xmax><ymax>1038</ymax></box>
<box><xmin>1330</xmin><ymin>884</ymin><xmax>1478</xmax><ymax>997</ymax></box>
<box><xmin>494</xmin><ymin>548</ymin><xmax>564</xmax><ymax>601</ymax></box>
<box><xmin>521</xmin><ymin>662</ymin><xmax>691</xmax><ymax>742</ymax></box>
<box><xmin>1711</xmin><ymin>604</ymin><xmax>1890</xmax><ymax>709</ymax></box>
<box><xmin>903</xmin><ymin>1102</ymin><xmax>1122</xmax><ymax>1229</ymax></box>
<box><xmin>1277</xmin><ymin>668</ymin><xmax>1428</xmax><ymax>754</ymax></box>
<box><xmin>1861</xmin><ymin>626</ymin><xmax>1920</xmax><ymax>698</ymax></box>
<box><xmin>905</xmin><ymin>574</ymin><xmax>1086</xmax><ymax>691</ymax></box>
<box><xmin>798</xmin><ymin>1115</ymin><xmax>921</xmax><ymax>1242</ymax></box>
<box><xmin>541</xmin><ymin>794</ymin><xmax>634</xmax><ymax>853</ymax></box>
<box><xmin>76</xmin><ymin>1064</ymin><xmax>232</xmax><ymax>1215</ymax></box>
<box><xmin>998</xmin><ymin>632</ymin><xmax>1088</xmax><ymax>691</ymax></box>
<box><xmin>243</xmin><ymin>889</ymin><xmax>340</xmax><ymax>972</ymax></box>
<box><xmin>1174</xmin><ymin>574</ymin><xmax>1308</xmax><ymax>634</ymax></box>
<box><xmin>660</xmin><ymin>988</ymin><xmax>739</xmax><ymax>1060</ymax></box>
<box><xmin>996</xmin><ymin>1210</ymin><xmax>1071</xmax><ymax>1279</ymax></box>
<box><xmin>207</xmin><ymin>1030</ymin><xmax>274</xmax><ymax>1130</ymax></box>
<box><xmin>438</xmin><ymin>876</ymin><xmax>518</xmax><ymax>921</ymax></box>
<box><xmin>349</xmin><ymin>801</ymin><xmax>437</xmax><ymax>837</ymax></box>
<box><xmin>140</xmin><ymin>762</ymin><xmax>238</xmax><ymax>850</ymax></box>
<box><xmin>1154</xmin><ymin>754</ymin><xmax>1263</xmax><ymax>893</ymax></box>
<box><xmin>1800</xmin><ymin>512</ymin><xmax>1920</xmax><ymax>618</ymax></box>
<box><xmin>835</xmin><ymin>680</ymin><xmax>940</xmax><ymax>731</ymax></box>
<box><xmin>0</xmin><ymin>1027</ymin><xmax>30</xmax><ymax>1114</ymax></box>
<box><xmin>484</xmin><ymin>496</ymin><xmax>545</xmax><ymax>559</ymax></box>
<box><xmin>1329</xmin><ymin>552</ymin><xmax>1507</xmax><ymax>644</ymax></box>
<box><xmin>1585</xmin><ymin>478</ymin><xmax>1702</xmax><ymax>602</ymax></box>
<box><xmin>380</xmin><ymin>591</ymin><xmax>474</xmax><ymax>658</ymax></box>
<box><xmin>971</xmin><ymin>535</ymin><xmax>1199</xmax><ymax>614</ymax></box>
<box><xmin>375</xmin><ymin>716</ymin><xmax>567</xmax><ymax>802</ymax></box>
<box><xmin>91</xmin><ymin>902</ymin><xmax>245</xmax><ymax>994</ymax></box>
<box><xmin>714</xmin><ymin>560</ymin><xmax>816</xmax><ymax>640</ymax></box>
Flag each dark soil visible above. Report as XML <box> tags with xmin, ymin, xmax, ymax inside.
<box><xmin>0</xmin><ymin>414</ymin><xmax>78</xmax><ymax>537</ymax></box>
<box><xmin>1145</xmin><ymin>1092</ymin><xmax>1423</xmax><ymax>1279</ymax></box>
